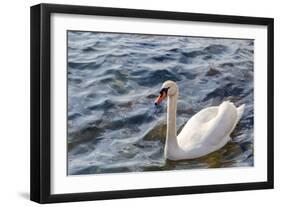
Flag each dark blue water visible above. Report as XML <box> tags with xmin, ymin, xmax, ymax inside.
<box><xmin>67</xmin><ymin>31</ymin><xmax>254</xmax><ymax>175</ymax></box>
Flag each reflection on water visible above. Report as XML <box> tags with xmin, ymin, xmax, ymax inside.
<box><xmin>67</xmin><ymin>31</ymin><xmax>254</xmax><ymax>175</ymax></box>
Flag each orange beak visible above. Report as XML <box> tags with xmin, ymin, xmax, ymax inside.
<box><xmin>154</xmin><ymin>92</ymin><xmax>167</xmax><ymax>105</ymax></box>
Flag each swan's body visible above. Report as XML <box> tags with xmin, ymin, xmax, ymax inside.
<box><xmin>155</xmin><ymin>80</ymin><xmax>245</xmax><ymax>160</ymax></box>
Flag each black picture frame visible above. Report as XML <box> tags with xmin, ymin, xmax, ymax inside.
<box><xmin>30</xmin><ymin>3</ymin><xmax>274</xmax><ymax>204</ymax></box>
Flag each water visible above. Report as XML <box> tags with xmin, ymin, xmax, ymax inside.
<box><xmin>67</xmin><ymin>31</ymin><xmax>254</xmax><ymax>175</ymax></box>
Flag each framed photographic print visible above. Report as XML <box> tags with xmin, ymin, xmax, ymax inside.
<box><xmin>30</xmin><ymin>3</ymin><xmax>274</xmax><ymax>203</ymax></box>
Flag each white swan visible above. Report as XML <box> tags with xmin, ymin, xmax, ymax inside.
<box><xmin>154</xmin><ymin>80</ymin><xmax>245</xmax><ymax>160</ymax></box>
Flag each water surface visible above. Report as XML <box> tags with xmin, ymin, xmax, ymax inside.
<box><xmin>67</xmin><ymin>31</ymin><xmax>254</xmax><ymax>175</ymax></box>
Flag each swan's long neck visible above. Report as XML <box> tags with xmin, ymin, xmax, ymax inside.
<box><xmin>165</xmin><ymin>92</ymin><xmax>179</xmax><ymax>157</ymax></box>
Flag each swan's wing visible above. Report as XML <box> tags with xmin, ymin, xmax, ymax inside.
<box><xmin>177</xmin><ymin>106</ymin><xmax>219</xmax><ymax>148</ymax></box>
<box><xmin>187</xmin><ymin>106</ymin><xmax>218</xmax><ymax>123</ymax></box>
<box><xmin>204</xmin><ymin>101</ymin><xmax>238</xmax><ymax>146</ymax></box>
<box><xmin>177</xmin><ymin>101</ymin><xmax>242</xmax><ymax>150</ymax></box>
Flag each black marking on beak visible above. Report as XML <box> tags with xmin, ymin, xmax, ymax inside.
<box><xmin>159</xmin><ymin>87</ymin><xmax>169</xmax><ymax>96</ymax></box>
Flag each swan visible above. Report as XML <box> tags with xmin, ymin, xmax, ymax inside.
<box><xmin>154</xmin><ymin>80</ymin><xmax>245</xmax><ymax>160</ymax></box>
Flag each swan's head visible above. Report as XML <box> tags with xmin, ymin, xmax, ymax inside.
<box><xmin>154</xmin><ymin>80</ymin><xmax>178</xmax><ymax>106</ymax></box>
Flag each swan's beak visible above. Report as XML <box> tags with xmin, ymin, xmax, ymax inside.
<box><xmin>154</xmin><ymin>92</ymin><xmax>167</xmax><ymax>106</ymax></box>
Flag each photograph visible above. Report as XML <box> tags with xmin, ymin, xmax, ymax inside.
<box><xmin>67</xmin><ymin>31</ymin><xmax>254</xmax><ymax>175</ymax></box>
<box><xmin>30</xmin><ymin>3</ymin><xmax>274</xmax><ymax>203</ymax></box>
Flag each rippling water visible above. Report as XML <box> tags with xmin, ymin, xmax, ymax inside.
<box><xmin>67</xmin><ymin>31</ymin><xmax>254</xmax><ymax>175</ymax></box>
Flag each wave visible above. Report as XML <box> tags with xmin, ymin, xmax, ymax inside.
<box><xmin>67</xmin><ymin>31</ymin><xmax>254</xmax><ymax>175</ymax></box>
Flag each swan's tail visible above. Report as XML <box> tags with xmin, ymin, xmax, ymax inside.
<box><xmin>237</xmin><ymin>104</ymin><xmax>245</xmax><ymax>121</ymax></box>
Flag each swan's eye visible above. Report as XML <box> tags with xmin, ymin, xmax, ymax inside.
<box><xmin>155</xmin><ymin>87</ymin><xmax>169</xmax><ymax>105</ymax></box>
<box><xmin>159</xmin><ymin>87</ymin><xmax>169</xmax><ymax>96</ymax></box>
